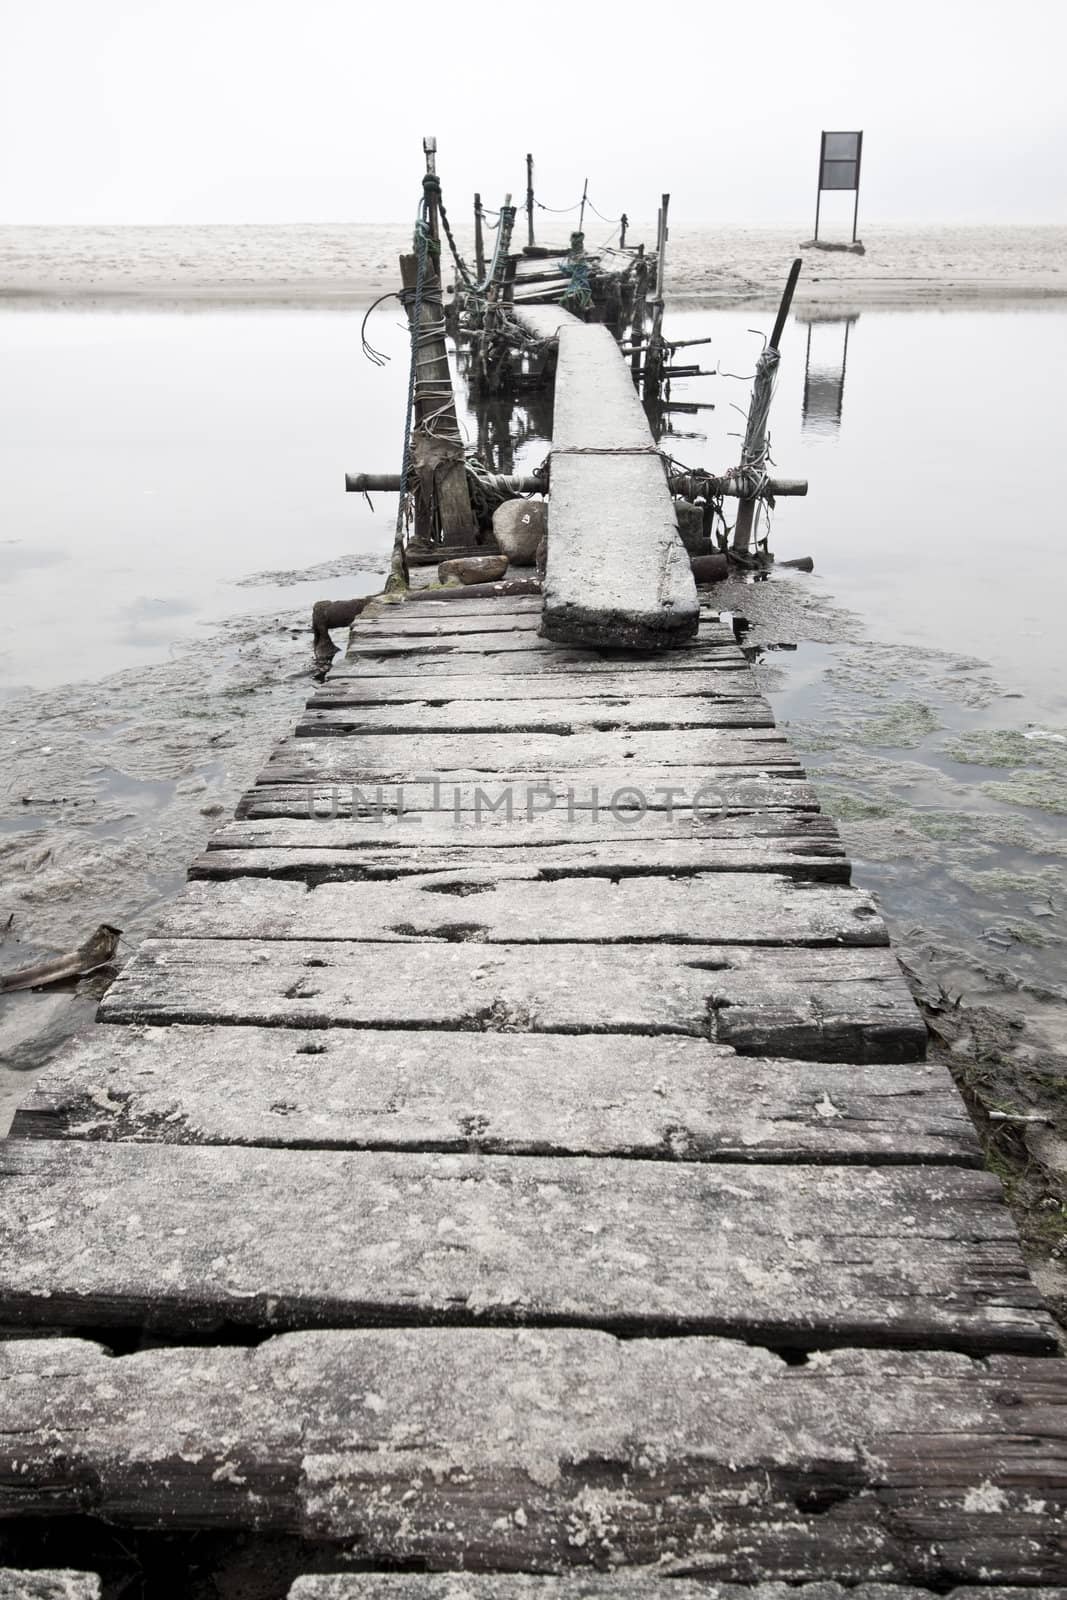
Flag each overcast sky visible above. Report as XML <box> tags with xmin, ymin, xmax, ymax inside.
<box><xmin>1</xmin><ymin>0</ymin><xmax>1064</xmax><ymax>226</ymax></box>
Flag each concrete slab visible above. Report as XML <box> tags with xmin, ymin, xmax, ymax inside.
<box><xmin>552</xmin><ymin>323</ymin><xmax>654</xmax><ymax>452</ymax></box>
<box><xmin>543</xmin><ymin>452</ymin><xmax>698</xmax><ymax>649</ymax></box>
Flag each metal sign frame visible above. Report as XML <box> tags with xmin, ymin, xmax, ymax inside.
<box><xmin>814</xmin><ymin>130</ymin><xmax>863</xmax><ymax>244</ymax></box>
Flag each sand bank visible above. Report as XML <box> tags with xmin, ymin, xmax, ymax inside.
<box><xmin>1</xmin><ymin>223</ymin><xmax>1064</xmax><ymax>311</ymax></box>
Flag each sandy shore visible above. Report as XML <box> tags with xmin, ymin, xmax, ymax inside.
<box><xmin>1</xmin><ymin>223</ymin><xmax>1064</xmax><ymax>311</ymax></box>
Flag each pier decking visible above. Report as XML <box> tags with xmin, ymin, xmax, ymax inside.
<box><xmin>2</xmin><ymin>591</ymin><xmax>1066</xmax><ymax>1591</ymax></box>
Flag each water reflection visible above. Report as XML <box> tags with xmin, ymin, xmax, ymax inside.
<box><xmin>800</xmin><ymin>314</ymin><xmax>858</xmax><ymax>437</ymax></box>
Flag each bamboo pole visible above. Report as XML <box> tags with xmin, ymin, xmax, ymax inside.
<box><xmin>732</xmin><ymin>258</ymin><xmax>803</xmax><ymax>554</ymax></box>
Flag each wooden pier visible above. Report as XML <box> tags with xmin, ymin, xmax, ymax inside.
<box><xmin>1</xmin><ymin>153</ymin><xmax>1065</xmax><ymax>1593</ymax></box>
<box><xmin>2</xmin><ymin>588</ymin><xmax>1066</xmax><ymax>1593</ymax></box>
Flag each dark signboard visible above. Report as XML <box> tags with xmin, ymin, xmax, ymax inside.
<box><xmin>814</xmin><ymin>130</ymin><xmax>864</xmax><ymax>243</ymax></box>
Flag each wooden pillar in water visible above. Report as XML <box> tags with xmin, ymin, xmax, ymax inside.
<box><xmin>525</xmin><ymin>154</ymin><xmax>535</xmax><ymax>249</ymax></box>
<box><xmin>643</xmin><ymin>195</ymin><xmax>670</xmax><ymax>400</ymax></box>
<box><xmin>399</xmin><ymin>251</ymin><xmax>476</xmax><ymax>549</ymax></box>
<box><xmin>732</xmin><ymin>257</ymin><xmax>802</xmax><ymax>554</ymax></box>
<box><xmin>473</xmin><ymin>194</ymin><xmax>486</xmax><ymax>283</ymax></box>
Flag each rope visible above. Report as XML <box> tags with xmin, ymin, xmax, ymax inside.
<box><xmin>536</xmin><ymin>194</ymin><xmax>620</xmax><ymax>223</ymax></box>
<box><xmin>359</xmin><ymin>290</ymin><xmax>400</xmax><ymax>367</ymax></box>
<box><xmin>434</xmin><ymin>184</ymin><xmax>474</xmax><ymax>290</ymax></box>
<box><xmin>559</xmin><ymin>232</ymin><xmax>592</xmax><ymax>313</ymax></box>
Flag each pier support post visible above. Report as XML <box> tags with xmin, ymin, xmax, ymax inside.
<box><xmin>399</xmin><ymin>252</ymin><xmax>476</xmax><ymax>551</ymax></box>
<box><xmin>473</xmin><ymin>194</ymin><xmax>486</xmax><ymax>283</ymax></box>
<box><xmin>733</xmin><ymin>258</ymin><xmax>802</xmax><ymax>554</ymax></box>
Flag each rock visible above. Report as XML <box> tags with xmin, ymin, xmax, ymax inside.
<box><xmin>492</xmin><ymin>501</ymin><xmax>547</xmax><ymax>567</ymax></box>
<box><xmin>437</xmin><ymin>555</ymin><xmax>508</xmax><ymax>585</ymax></box>
<box><xmin>691</xmin><ymin>553</ymin><xmax>730</xmax><ymax>585</ymax></box>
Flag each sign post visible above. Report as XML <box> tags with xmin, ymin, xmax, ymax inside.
<box><xmin>813</xmin><ymin>130</ymin><xmax>863</xmax><ymax>245</ymax></box>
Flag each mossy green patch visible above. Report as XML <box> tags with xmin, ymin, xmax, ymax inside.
<box><xmin>856</xmin><ymin>701</ymin><xmax>943</xmax><ymax>748</ymax></box>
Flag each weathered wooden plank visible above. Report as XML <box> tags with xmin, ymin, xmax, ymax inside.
<box><xmin>350</xmin><ymin>611</ymin><xmax>545</xmax><ymax>636</ymax></box>
<box><xmin>329</xmin><ymin>645</ymin><xmax>747</xmax><ymax>678</ymax></box>
<box><xmin>239</xmin><ymin>771</ymin><xmax>821</xmax><ymax>817</ymax></box>
<box><xmin>98</xmin><ymin>940</ymin><xmax>927</xmax><ymax>1061</ymax></box>
<box><xmin>297</xmin><ymin>696</ymin><xmax>774</xmax><ymax>736</ymax></box>
<box><xmin>2</xmin><ymin>1333</ymin><xmax>1064</xmax><ymax>1581</ymax></box>
<box><xmin>341</xmin><ymin>621</ymin><xmax>734</xmax><ymax>659</ymax></box>
<box><xmin>287</xmin><ymin>1583</ymin><xmax>1067</xmax><ymax>1600</ymax></box>
<box><xmin>10</xmin><ymin>1025</ymin><xmax>978</xmax><ymax>1166</ymax></box>
<box><xmin>0</xmin><ymin>1578</ymin><xmax>101</xmax><ymax>1600</ymax></box>
<box><xmin>542</xmin><ymin>452</ymin><xmax>699</xmax><ymax>650</ymax></box>
<box><xmin>261</xmin><ymin>729</ymin><xmax>799</xmax><ymax>782</ymax></box>
<box><xmin>156</xmin><ymin>873</ymin><xmax>887</xmax><ymax>947</ymax></box>
<box><xmin>0</xmin><ymin>1142</ymin><xmax>1049</xmax><ymax>1350</ymax></box>
<box><xmin>188</xmin><ymin>836</ymin><xmax>850</xmax><ymax>885</ymax></box>
<box><xmin>310</xmin><ymin>668</ymin><xmax>764</xmax><ymax>704</ymax></box>
<box><xmin>383</xmin><ymin>594</ymin><xmax>546</xmax><ymax>614</ymax></box>
<box><xmin>207</xmin><ymin>808</ymin><xmax>842</xmax><ymax>850</ymax></box>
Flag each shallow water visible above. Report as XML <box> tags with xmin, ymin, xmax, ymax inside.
<box><xmin>2</xmin><ymin>299</ymin><xmax>1067</xmax><ymax>1134</ymax></box>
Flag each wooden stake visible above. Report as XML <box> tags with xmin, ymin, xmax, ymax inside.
<box><xmin>526</xmin><ymin>153</ymin><xmax>535</xmax><ymax>249</ymax></box>
<box><xmin>732</xmin><ymin>258</ymin><xmax>803</xmax><ymax>554</ymax></box>
<box><xmin>474</xmin><ymin>193</ymin><xmax>485</xmax><ymax>282</ymax></box>
<box><xmin>399</xmin><ymin>252</ymin><xmax>475</xmax><ymax>548</ymax></box>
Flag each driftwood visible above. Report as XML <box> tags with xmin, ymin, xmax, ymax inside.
<box><xmin>0</xmin><ymin>924</ymin><xmax>121</xmax><ymax>994</ymax></box>
<box><xmin>311</xmin><ymin>598</ymin><xmax>368</xmax><ymax>677</ymax></box>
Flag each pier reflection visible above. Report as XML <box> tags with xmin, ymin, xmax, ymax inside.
<box><xmin>800</xmin><ymin>314</ymin><xmax>858</xmax><ymax>437</ymax></box>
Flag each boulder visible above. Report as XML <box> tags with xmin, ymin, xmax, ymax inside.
<box><xmin>437</xmin><ymin>555</ymin><xmax>508</xmax><ymax>585</ymax></box>
<box><xmin>492</xmin><ymin>501</ymin><xmax>547</xmax><ymax>567</ymax></box>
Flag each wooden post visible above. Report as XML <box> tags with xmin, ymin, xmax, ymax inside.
<box><xmin>630</xmin><ymin>247</ymin><xmax>647</xmax><ymax>387</ymax></box>
<box><xmin>474</xmin><ymin>194</ymin><xmax>486</xmax><ymax>282</ymax></box>
<box><xmin>422</xmin><ymin>136</ymin><xmax>439</xmax><ymax>246</ymax></box>
<box><xmin>643</xmin><ymin>197</ymin><xmax>669</xmax><ymax>402</ymax></box>
<box><xmin>478</xmin><ymin>194</ymin><xmax>515</xmax><ymax>394</ymax></box>
<box><xmin>732</xmin><ymin>257</ymin><xmax>803</xmax><ymax>554</ymax></box>
<box><xmin>526</xmin><ymin>154</ymin><xmax>535</xmax><ymax>249</ymax></box>
<box><xmin>578</xmin><ymin>177</ymin><xmax>589</xmax><ymax>234</ymax></box>
<box><xmin>399</xmin><ymin>251</ymin><xmax>476</xmax><ymax>549</ymax></box>
<box><xmin>619</xmin><ymin>213</ymin><xmax>628</xmax><ymax>248</ymax></box>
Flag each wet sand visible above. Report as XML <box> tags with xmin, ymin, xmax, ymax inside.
<box><xmin>1</xmin><ymin>223</ymin><xmax>1065</xmax><ymax>310</ymax></box>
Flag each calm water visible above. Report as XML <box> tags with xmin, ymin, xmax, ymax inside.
<box><xmin>1</xmin><ymin>300</ymin><xmax>1067</xmax><ymax>1121</ymax></box>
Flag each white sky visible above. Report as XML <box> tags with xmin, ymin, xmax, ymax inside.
<box><xmin>1</xmin><ymin>0</ymin><xmax>1064</xmax><ymax>225</ymax></box>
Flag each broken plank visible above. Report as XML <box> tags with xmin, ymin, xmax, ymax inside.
<box><xmin>188</xmin><ymin>836</ymin><xmax>850</xmax><ymax>885</ymax></box>
<box><xmin>1</xmin><ymin>1332</ymin><xmax>1064</xmax><ymax>1581</ymax></box>
<box><xmin>98</xmin><ymin>939</ymin><xmax>927</xmax><ymax>1061</ymax></box>
<box><xmin>156</xmin><ymin>873</ymin><xmax>887</xmax><ymax>947</ymax></box>
<box><xmin>309</xmin><ymin>668</ymin><xmax>764</xmax><ymax>704</ymax></box>
<box><xmin>239</xmin><ymin>771</ymin><xmax>821</xmax><ymax>817</ymax></box>
<box><xmin>295</xmin><ymin>696</ymin><xmax>774</xmax><ymax>736</ymax></box>
<box><xmin>11</xmin><ymin>1025</ymin><xmax>978</xmax><ymax>1166</ymax></box>
<box><xmin>261</xmin><ymin>729</ymin><xmax>799</xmax><ymax>781</ymax></box>
<box><xmin>0</xmin><ymin>1142</ymin><xmax>1048</xmax><ymax>1351</ymax></box>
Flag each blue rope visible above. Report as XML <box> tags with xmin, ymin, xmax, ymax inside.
<box><xmin>559</xmin><ymin>232</ymin><xmax>593</xmax><ymax>312</ymax></box>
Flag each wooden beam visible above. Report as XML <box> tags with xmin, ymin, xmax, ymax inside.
<box><xmin>1</xmin><ymin>1332</ymin><xmax>1064</xmax><ymax>1579</ymax></box>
